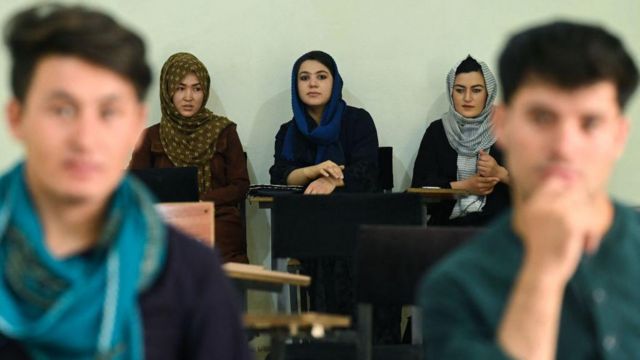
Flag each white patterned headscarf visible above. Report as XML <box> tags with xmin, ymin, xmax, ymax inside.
<box><xmin>442</xmin><ymin>57</ymin><xmax>498</xmax><ymax>156</ymax></box>
<box><xmin>441</xmin><ymin>57</ymin><xmax>498</xmax><ymax>219</ymax></box>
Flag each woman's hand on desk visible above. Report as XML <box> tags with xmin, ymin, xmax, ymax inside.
<box><xmin>304</xmin><ymin>176</ymin><xmax>343</xmax><ymax>195</ymax></box>
<box><xmin>304</xmin><ymin>160</ymin><xmax>345</xmax><ymax>180</ymax></box>
<box><xmin>452</xmin><ymin>175</ymin><xmax>499</xmax><ymax>195</ymax></box>
<box><xmin>287</xmin><ymin>161</ymin><xmax>345</xmax><ymax>185</ymax></box>
<box><xmin>478</xmin><ymin>150</ymin><xmax>510</xmax><ymax>184</ymax></box>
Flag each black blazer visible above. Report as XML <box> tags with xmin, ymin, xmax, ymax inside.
<box><xmin>270</xmin><ymin>106</ymin><xmax>379</xmax><ymax>193</ymax></box>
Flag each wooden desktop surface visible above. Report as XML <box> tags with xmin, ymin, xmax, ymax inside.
<box><xmin>244</xmin><ymin>312</ymin><xmax>351</xmax><ymax>331</ymax></box>
<box><xmin>156</xmin><ymin>202</ymin><xmax>215</xmax><ymax>246</ymax></box>
<box><xmin>247</xmin><ymin>196</ymin><xmax>274</xmax><ymax>208</ymax></box>
<box><xmin>250</xmin><ymin>188</ymin><xmax>470</xmax><ymax>204</ymax></box>
<box><xmin>223</xmin><ymin>262</ymin><xmax>310</xmax><ymax>287</ymax></box>
<box><xmin>406</xmin><ymin>187</ymin><xmax>470</xmax><ymax>198</ymax></box>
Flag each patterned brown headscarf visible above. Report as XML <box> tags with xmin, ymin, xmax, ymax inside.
<box><xmin>159</xmin><ymin>52</ymin><xmax>232</xmax><ymax>195</ymax></box>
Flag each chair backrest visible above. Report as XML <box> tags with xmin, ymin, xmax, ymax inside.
<box><xmin>271</xmin><ymin>193</ymin><xmax>424</xmax><ymax>259</ymax></box>
<box><xmin>378</xmin><ymin>147</ymin><xmax>393</xmax><ymax>192</ymax></box>
<box><xmin>156</xmin><ymin>202</ymin><xmax>214</xmax><ymax>247</ymax></box>
<box><xmin>355</xmin><ymin>225</ymin><xmax>481</xmax><ymax>306</ymax></box>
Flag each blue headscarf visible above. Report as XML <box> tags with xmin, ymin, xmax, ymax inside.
<box><xmin>0</xmin><ymin>162</ymin><xmax>167</xmax><ymax>360</ymax></box>
<box><xmin>282</xmin><ymin>50</ymin><xmax>347</xmax><ymax>164</ymax></box>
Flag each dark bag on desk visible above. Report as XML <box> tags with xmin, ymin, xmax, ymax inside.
<box><xmin>248</xmin><ymin>184</ymin><xmax>304</xmax><ymax>197</ymax></box>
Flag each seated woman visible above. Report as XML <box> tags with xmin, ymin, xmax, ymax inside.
<box><xmin>130</xmin><ymin>52</ymin><xmax>249</xmax><ymax>263</ymax></box>
<box><xmin>269</xmin><ymin>50</ymin><xmax>379</xmax><ymax>194</ymax></box>
<box><xmin>269</xmin><ymin>51</ymin><xmax>400</xmax><ymax>343</ymax></box>
<box><xmin>412</xmin><ymin>55</ymin><xmax>510</xmax><ymax>226</ymax></box>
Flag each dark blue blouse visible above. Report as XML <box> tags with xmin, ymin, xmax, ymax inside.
<box><xmin>270</xmin><ymin>105</ymin><xmax>379</xmax><ymax>193</ymax></box>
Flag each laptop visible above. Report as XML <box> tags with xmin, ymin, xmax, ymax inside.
<box><xmin>129</xmin><ymin>167</ymin><xmax>199</xmax><ymax>202</ymax></box>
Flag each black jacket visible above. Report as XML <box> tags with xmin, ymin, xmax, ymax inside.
<box><xmin>411</xmin><ymin>119</ymin><xmax>510</xmax><ymax>226</ymax></box>
<box><xmin>270</xmin><ymin>106</ymin><xmax>379</xmax><ymax>193</ymax></box>
<box><xmin>0</xmin><ymin>226</ymin><xmax>251</xmax><ymax>360</ymax></box>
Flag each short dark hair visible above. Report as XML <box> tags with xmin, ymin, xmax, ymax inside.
<box><xmin>293</xmin><ymin>50</ymin><xmax>338</xmax><ymax>77</ymax></box>
<box><xmin>499</xmin><ymin>21</ymin><xmax>638</xmax><ymax>108</ymax></box>
<box><xmin>4</xmin><ymin>4</ymin><xmax>152</xmax><ymax>101</ymax></box>
<box><xmin>455</xmin><ymin>55</ymin><xmax>482</xmax><ymax>75</ymax></box>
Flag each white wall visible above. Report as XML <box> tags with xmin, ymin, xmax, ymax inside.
<box><xmin>1</xmin><ymin>0</ymin><xmax>639</xmax><ymax>262</ymax></box>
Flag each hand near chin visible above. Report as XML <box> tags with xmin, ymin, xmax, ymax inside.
<box><xmin>304</xmin><ymin>177</ymin><xmax>339</xmax><ymax>195</ymax></box>
<box><xmin>514</xmin><ymin>177</ymin><xmax>599</xmax><ymax>285</ymax></box>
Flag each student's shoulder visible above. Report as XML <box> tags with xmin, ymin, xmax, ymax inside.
<box><xmin>418</xmin><ymin>120</ymin><xmax>445</xmax><ymax>142</ymax></box>
<box><xmin>344</xmin><ymin>105</ymin><xmax>372</xmax><ymax>119</ymax></box>
<box><xmin>343</xmin><ymin>106</ymin><xmax>377</xmax><ymax>132</ymax></box>
<box><xmin>613</xmin><ymin>200</ymin><xmax>640</xmax><ymax>236</ymax></box>
<box><xmin>426</xmin><ymin>119</ymin><xmax>445</xmax><ymax>132</ymax></box>
<box><xmin>0</xmin><ymin>165</ymin><xmax>21</xmax><ymax>207</ymax></box>
<box><xmin>140</xmin><ymin>226</ymin><xmax>248</xmax><ymax>359</ymax></box>
<box><xmin>137</xmin><ymin>123</ymin><xmax>161</xmax><ymax>144</ymax></box>
<box><xmin>166</xmin><ymin>225</ymin><xmax>220</xmax><ymax>265</ymax></box>
<box><xmin>276</xmin><ymin>118</ymin><xmax>295</xmax><ymax>136</ymax></box>
<box><xmin>0</xmin><ymin>171</ymin><xmax>10</xmax><ymax>202</ymax></box>
<box><xmin>141</xmin><ymin>225</ymin><xmax>237</xmax><ymax>312</ymax></box>
<box><xmin>160</xmin><ymin>225</ymin><xmax>228</xmax><ymax>291</ymax></box>
<box><xmin>146</xmin><ymin>123</ymin><xmax>161</xmax><ymax>134</ymax></box>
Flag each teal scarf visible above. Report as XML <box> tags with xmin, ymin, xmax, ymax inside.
<box><xmin>0</xmin><ymin>163</ymin><xmax>167</xmax><ymax>359</ymax></box>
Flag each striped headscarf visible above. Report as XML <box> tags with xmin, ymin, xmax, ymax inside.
<box><xmin>159</xmin><ymin>52</ymin><xmax>232</xmax><ymax>195</ymax></box>
<box><xmin>441</xmin><ymin>57</ymin><xmax>498</xmax><ymax>156</ymax></box>
<box><xmin>441</xmin><ymin>57</ymin><xmax>498</xmax><ymax>218</ymax></box>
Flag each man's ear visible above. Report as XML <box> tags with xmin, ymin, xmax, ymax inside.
<box><xmin>131</xmin><ymin>103</ymin><xmax>148</xmax><ymax>151</ymax></box>
<box><xmin>613</xmin><ymin>115</ymin><xmax>630</xmax><ymax>160</ymax></box>
<box><xmin>6</xmin><ymin>98</ymin><xmax>24</xmax><ymax>141</ymax></box>
<box><xmin>492</xmin><ymin>103</ymin><xmax>507</xmax><ymax>150</ymax></box>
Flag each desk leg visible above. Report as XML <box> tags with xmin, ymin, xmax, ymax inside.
<box><xmin>270</xmin><ymin>331</ymin><xmax>287</xmax><ymax>360</ymax></box>
<box><xmin>231</xmin><ymin>281</ymin><xmax>249</xmax><ymax>312</ymax></box>
<box><xmin>271</xmin><ymin>207</ymin><xmax>292</xmax><ymax>314</ymax></box>
<box><xmin>357</xmin><ymin>303</ymin><xmax>373</xmax><ymax>360</ymax></box>
<box><xmin>410</xmin><ymin>306</ymin><xmax>423</xmax><ymax>345</ymax></box>
<box><xmin>274</xmin><ymin>258</ymin><xmax>292</xmax><ymax>313</ymax></box>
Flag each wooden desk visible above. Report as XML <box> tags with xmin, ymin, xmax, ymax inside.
<box><xmin>156</xmin><ymin>202</ymin><xmax>214</xmax><ymax>246</ymax></box>
<box><xmin>223</xmin><ymin>262</ymin><xmax>310</xmax><ymax>291</ymax></box>
<box><xmin>252</xmin><ymin>189</ymin><xmax>469</xmax><ymax>205</ymax></box>
<box><xmin>223</xmin><ymin>262</ymin><xmax>310</xmax><ymax>312</ymax></box>
<box><xmin>244</xmin><ymin>312</ymin><xmax>350</xmax><ymax>333</ymax></box>
<box><xmin>247</xmin><ymin>195</ymin><xmax>274</xmax><ymax>209</ymax></box>
<box><xmin>406</xmin><ymin>187</ymin><xmax>470</xmax><ymax>201</ymax></box>
<box><xmin>245</xmin><ymin>312</ymin><xmax>352</xmax><ymax>360</ymax></box>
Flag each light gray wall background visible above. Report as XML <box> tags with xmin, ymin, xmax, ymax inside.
<box><xmin>1</xmin><ymin>1</ymin><xmax>639</xmax><ymax>266</ymax></box>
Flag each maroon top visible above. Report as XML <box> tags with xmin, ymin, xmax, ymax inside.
<box><xmin>129</xmin><ymin>123</ymin><xmax>250</xmax><ymax>263</ymax></box>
